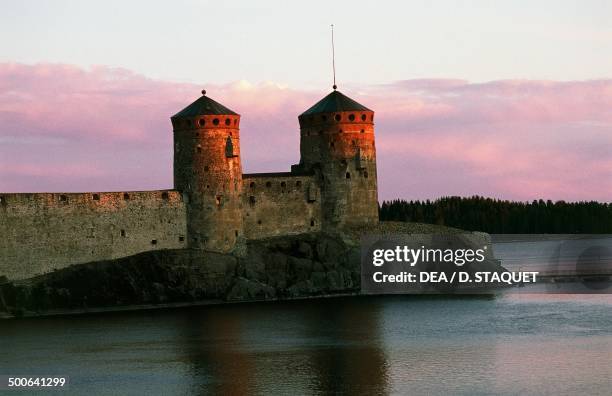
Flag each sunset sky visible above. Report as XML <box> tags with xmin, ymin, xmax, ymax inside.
<box><xmin>1</xmin><ymin>0</ymin><xmax>611</xmax><ymax>201</ymax></box>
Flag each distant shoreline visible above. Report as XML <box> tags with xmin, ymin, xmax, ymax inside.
<box><xmin>491</xmin><ymin>234</ymin><xmax>612</xmax><ymax>243</ymax></box>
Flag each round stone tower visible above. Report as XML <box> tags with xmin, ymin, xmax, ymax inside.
<box><xmin>298</xmin><ymin>89</ymin><xmax>379</xmax><ymax>229</ymax></box>
<box><xmin>171</xmin><ymin>90</ymin><xmax>243</xmax><ymax>252</ymax></box>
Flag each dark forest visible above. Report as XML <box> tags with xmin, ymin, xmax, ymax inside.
<box><xmin>379</xmin><ymin>196</ymin><xmax>612</xmax><ymax>233</ymax></box>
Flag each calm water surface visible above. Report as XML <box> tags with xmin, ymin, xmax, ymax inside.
<box><xmin>1</xmin><ymin>294</ymin><xmax>611</xmax><ymax>395</ymax></box>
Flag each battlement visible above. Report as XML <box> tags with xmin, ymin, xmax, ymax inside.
<box><xmin>172</xmin><ymin>114</ymin><xmax>240</xmax><ymax>131</ymax></box>
<box><xmin>299</xmin><ymin>110</ymin><xmax>374</xmax><ymax>130</ymax></box>
<box><xmin>0</xmin><ymin>190</ymin><xmax>182</xmax><ymax>210</ymax></box>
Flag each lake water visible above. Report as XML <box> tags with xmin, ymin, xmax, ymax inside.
<box><xmin>1</xmin><ymin>294</ymin><xmax>611</xmax><ymax>395</ymax></box>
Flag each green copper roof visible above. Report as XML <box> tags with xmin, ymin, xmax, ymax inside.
<box><xmin>300</xmin><ymin>90</ymin><xmax>371</xmax><ymax>116</ymax></box>
<box><xmin>172</xmin><ymin>91</ymin><xmax>238</xmax><ymax>118</ymax></box>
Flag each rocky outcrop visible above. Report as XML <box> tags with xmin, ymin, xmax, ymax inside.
<box><xmin>0</xmin><ymin>232</ymin><xmax>360</xmax><ymax>317</ymax></box>
<box><xmin>0</xmin><ymin>223</ymin><xmax>507</xmax><ymax>318</ymax></box>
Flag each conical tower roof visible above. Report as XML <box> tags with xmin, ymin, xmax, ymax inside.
<box><xmin>300</xmin><ymin>90</ymin><xmax>371</xmax><ymax>116</ymax></box>
<box><xmin>172</xmin><ymin>90</ymin><xmax>238</xmax><ymax>118</ymax></box>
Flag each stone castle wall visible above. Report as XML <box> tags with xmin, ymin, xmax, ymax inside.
<box><xmin>242</xmin><ymin>173</ymin><xmax>322</xmax><ymax>239</ymax></box>
<box><xmin>0</xmin><ymin>191</ymin><xmax>187</xmax><ymax>281</ymax></box>
<box><xmin>0</xmin><ymin>175</ymin><xmax>325</xmax><ymax>281</ymax></box>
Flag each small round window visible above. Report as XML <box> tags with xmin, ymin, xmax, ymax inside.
<box><xmin>361</xmin><ymin>114</ymin><xmax>367</xmax><ymax>121</ymax></box>
<box><xmin>335</xmin><ymin>114</ymin><xmax>341</xmax><ymax>122</ymax></box>
<box><xmin>348</xmin><ymin>114</ymin><xmax>355</xmax><ymax>121</ymax></box>
<box><xmin>213</xmin><ymin>118</ymin><xmax>220</xmax><ymax>126</ymax></box>
<box><xmin>199</xmin><ymin>119</ymin><xmax>206</xmax><ymax>127</ymax></box>
<box><xmin>225</xmin><ymin>118</ymin><xmax>231</xmax><ymax>126</ymax></box>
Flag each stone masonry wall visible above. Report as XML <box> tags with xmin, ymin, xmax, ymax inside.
<box><xmin>0</xmin><ymin>191</ymin><xmax>187</xmax><ymax>281</ymax></box>
<box><xmin>298</xmin><ymin>110</ymin><xmax>379</xmax><ymax>229</ymax></box>
<box><xmin>242</xmin><ymin>173</ymin><xmax>322</xmax><ymax>239</ymax></box>
<box><xmin>173</xmin><ymin>114</ymin><xmax>243</xmax><ymax>252</ymax></box>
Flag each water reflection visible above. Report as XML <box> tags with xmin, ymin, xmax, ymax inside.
<box><xmin>1</xmin><ymin>295</ymin><xmax>611</xmax><ymax>395</ymax></box>
<box><xmin>176</xmin><ymin>299</ymin><xmax>388</xmax><ymax>395</ymax></box>
<box><xmin>303</xmin><ymin>299</ymin><xmax>388</xmax><ymax>394</ymax></box>
<box><xmin>178</xmin><ymin>307</ymin><xmax>254</xmax><ymax>395</ymax></box>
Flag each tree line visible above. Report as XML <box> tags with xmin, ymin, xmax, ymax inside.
<box><xmin>379</xmin><ymin>196</ymin><xmax>612</xmax><ymax>233</ymax></box>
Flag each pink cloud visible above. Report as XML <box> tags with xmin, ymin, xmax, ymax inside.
<box><xmin>0</xmin><ymin>62</ymin><xmax>611</xmax><ymax>202</ymax></box>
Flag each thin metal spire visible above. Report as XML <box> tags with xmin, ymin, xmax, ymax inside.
<box><xmin>331</xmin><ymin>24</ymin><xmax>337</xmax><ymax>90</ymax></box>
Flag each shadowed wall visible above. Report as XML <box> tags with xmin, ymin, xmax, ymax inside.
<box><xmin>0</xmin><ymin>191</ymin><xmax>187</xmax><ymax>280</ymax></box>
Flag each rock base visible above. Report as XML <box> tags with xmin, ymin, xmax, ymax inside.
<box><xmin>0</xmin><ymin>232</ymin><xmax>360</xmax><ymax>317</ymax></box>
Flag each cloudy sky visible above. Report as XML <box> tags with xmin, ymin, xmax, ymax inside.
<box><xmin>1</xmin><ymin>0</ymin><xmax>611</xmax><ymax>201</ymax></box>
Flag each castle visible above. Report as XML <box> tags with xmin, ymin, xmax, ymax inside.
<box><xmin>0</xmin><ymin>88</ymin><xmax>379</xmax><ymax>281</ymax></box>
